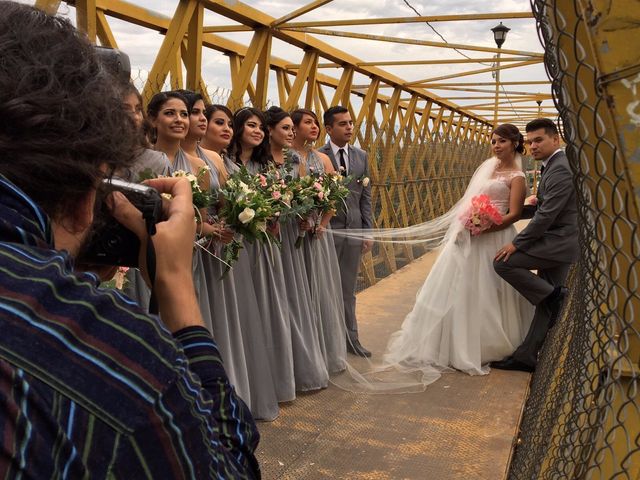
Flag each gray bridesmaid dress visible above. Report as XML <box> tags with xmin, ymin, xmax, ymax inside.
<box><xmin>276</xmin><ymin>155</ymin><xmax>329</xmax><ymax>390</ymax></box>
<box><xmin>166</xmin><ymin>149</ymin><xmax>216</xmax><ymax>346</ymax></box>
<box><xmin>240</xmin><ymin>158</ymin><xmax>299</xmax><ymax>398</ymax></box>
<box><xmin>194</xmin><ymin>145</ymin><xmax>253</xmax><ymax>410</ymax></box>
<box><xmin>302</xmin><ymin>150</ymin><xmax>348</xmax><ymax>374</ymax></box>
<box><xmin>121</xmin><ymin>148</ymin><xmax>169</xmax><ymax>311</ymax></box>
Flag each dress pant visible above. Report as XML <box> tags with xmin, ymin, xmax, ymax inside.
<box><xmin>494</xmin><ymin>251</ymin><xmax>571</xmax><ymax>366</ymax></box>
<box><xmin>333</xmin><ymin>235</ymin><xmax>362</xmax><ymax>343</ymax></box>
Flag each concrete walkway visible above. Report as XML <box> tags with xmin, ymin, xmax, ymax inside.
<box><xmin>256</xmin><ymin>247</ymin><xmax>531</xmax><ymax>479</ymax></box>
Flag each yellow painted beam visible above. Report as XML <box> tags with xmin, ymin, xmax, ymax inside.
<box><xmin>34</xmin><ymin>0</ymin><xmax>61</xmax><ymax>15</ymax></box>
<box><xmin>271</xmin><ymin>0</ymin><xmax>333</xmax><ymax>27</ymax></box>
<box><xmin>228</xmin><ymin>53</ymin><xmax>257</xmax><ymax>109</ymax></box>
<box><xmin>284</xmin><ymin>50</ymin><xmax>319</xmax><ymax>110</ymax></box>
<box><xmin>303</xmin><ymin>58</ymin><xmax>319</xmax><ymax>109</ymax></box>
<box><xmin>275</xmin><ymin>69</ymin><xmax>291</xmax><ymax>107</ymax></box>
<box><xmin>202</xmin><ymin>0</ymin><xmax>491</xmax><ymax>123</ymax></box>
<box><xmin>76</xmin><ymin>0</ymin><xmax>98</xmax><ymax>43</ymax></box>
<box><xmin>142</xmin><ymin>0</ymin><xmax>197</xmax><ymax>102</ymax></box>
<box><xmin>278</xmin><ymin>26</ymin><xmax>543</xmax><ymax>57</ymax></box>
<box><xmin>283</xmin><ymin>12</ymin><xmax>533</xmax><ymax>28</ymax></box>
<box><xmin>254</xmin><ymin>30</ymin><xmax>272</xmax><ymax>109</ymax></box>
<box><xmin>202</xmin><ymin>25</ymin><xmax>252</xmax><ymax>33</ymax></box>
<box><xmin>331</xmin><ymin>67</ymin><xmax>354</xmax><ymax>107</ymax></box>
<box><xmin>227</xmin><ymin>29</ymin><xmax>270</xmax><ymax>109</ymax></box>
<box><xmin>407</xmin><ymin>59</ymin><xmax>542</xmax><ymax>85</ymax></box>
<box><xmin>185</xmin><ymin>2</ymin><xmax>203</xmax><ymax>92</ymax></box>
<box><xmin>426</xmin><ymin>80</ymin><xmax>551</xmax><ymax>87</ymax></box>
<box><xmin>169</xmin><ymin>47</ymin><xmax>183</xmax><ymax>90</ymax></box>
<box><xmin>96</xmin><ymin>10</ymin><xmax>118</xmax><ymax>48</ymax></box>
<box><xmin>287</xmin><ymin>57</ymin><xmax>535</xmax><ymax>69</ymax></box>
<box><xmin>357</xmin><ymin>78</ymin><xmax>381</xmax><ymax>147</ymax></box>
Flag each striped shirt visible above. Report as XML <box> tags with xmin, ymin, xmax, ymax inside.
<box><xmin>0</xmin><ymin>176</ymin><xmax>260</xmax><ymax>479</ymax></box>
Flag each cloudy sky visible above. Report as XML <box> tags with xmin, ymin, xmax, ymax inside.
<box><xmin>21</xmin><ymin>0</ymin><xmax>553</xmax><ymax>122</ymax></box>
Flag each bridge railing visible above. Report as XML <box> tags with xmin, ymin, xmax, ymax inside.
<box><xmin>508</xmin><ymin>2</ymin><xmax>640</xmax><ymax>478</ymax></box>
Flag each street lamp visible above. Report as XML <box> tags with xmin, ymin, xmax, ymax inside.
<box><xmin>491</xmin><ymin>22</ymin><xmax>510</xmax><ymax>126</ymax></box>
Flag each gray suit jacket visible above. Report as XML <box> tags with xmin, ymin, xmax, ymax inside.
<box><xmin>318</xmin><ymin>143</ymin><xmax>373</xmax><ymax>231</ymax></box>
<box><xmin>513</xmin><ymin>150</ymin><xmax>579</xmax><ymax>262</ymax></box>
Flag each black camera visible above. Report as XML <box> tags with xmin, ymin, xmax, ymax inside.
<box><xmin>95</xmin><ymin>46</ymin><xmax>131</xmax><ymax>86</ymax></box>
<box><xmin>77</xmin><ymin>178</ymin><xmax>163</xmax><ymax>267</ymax></box>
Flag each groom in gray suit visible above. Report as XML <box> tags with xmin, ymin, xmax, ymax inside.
<box><xmin>492</xmin><ymin>118</ymin><xmax>579</xmax><ymax>372</ymax></box>
<box><xmin>319</xmin><ymin>106</ymin><xmax>373</xmax><ymax>357</ymax></box>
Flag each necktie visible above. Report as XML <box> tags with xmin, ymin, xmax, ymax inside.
<box><xmin>338</xmin><ymin>148</ymin><xmax>347</xmax><ymax>174</ymax></box>
<box><xmin>539</xmin><ymin>164</ymin><xmax>545</xmax><ymax>177</ymax></box>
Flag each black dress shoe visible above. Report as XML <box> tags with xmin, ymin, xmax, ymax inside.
<box><xmin>347</xmin><ymin>340</ymin><xmax>372</xmax><ymax>358</ymax></box>
<box><xmin>489</xmin><ymin>357</ymin><xmax>534</xmax><ymax>373</ymax></box>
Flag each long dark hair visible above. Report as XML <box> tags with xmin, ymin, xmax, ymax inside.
<box><xmin>0</xmin><ymin>2</ymin><xmax>138</xmax><ymax>221</ymax></box>
<box><xmin>493</xmin><ymin>123</ymin><xmax>525</xmax><ymax>154</ymax></box>
<box><xmin>173</xmin><ymin>89</ymin><xmax>203</xmax><ymax>112</ymax></box>
<box><xmin>230</xmin><ymin>107</ymin><xmax>270</xmax><ymax>167</ymax></box>
<box><xmin>146</xmin><ymin>91</ymin><xmax>189</xmax><ymax>144</ymax></box>
<box><xmin>121</xmin><ymin>82</ymin><xmax>150</xmax><ymax>148</ymax></box>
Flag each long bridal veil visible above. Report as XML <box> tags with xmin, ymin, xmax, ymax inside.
<box><xmin>328</xmin><ymin>155</ymin><xmax>522</xmax><ymax>393</ymax></box>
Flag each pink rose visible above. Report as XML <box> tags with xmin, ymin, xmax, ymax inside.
<box><xmin>259</xmin><ymin>174</ymin><xmax>267</xmax><ymax>187</ymax></box>
<box><xmin>313</xmin><ymin>182</ymin><xmax>323</xmax><ymax>191</ymax></box>
<box><xmin>317</xmin><ymin>191</ymin><xmax>324</xmax><ymax>200</ymax></box>
<box><xmin>272</xmin><ymin>191</ymin><xmax>282</xmax><ymax>200</ymax></box>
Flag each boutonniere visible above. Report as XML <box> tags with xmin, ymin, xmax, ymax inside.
<box><xmin>357</xmin><ymin>174</ymin><xmax>370</xmax><ymax>187</ymax></box>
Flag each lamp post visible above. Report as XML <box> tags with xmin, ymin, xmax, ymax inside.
<box><xmin>491</xmin><ymin>22</ymin><xmax>510</xmax><ymax>127</ymax></box>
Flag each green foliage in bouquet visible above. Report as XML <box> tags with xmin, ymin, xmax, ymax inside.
<box><xmin>216</xmin><ymin>167</ymin><xmax>282</xmax><ymax>270</ymax></box>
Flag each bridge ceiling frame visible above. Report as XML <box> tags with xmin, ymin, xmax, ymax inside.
<box><xmin>42</xmin><ymin>0</ymin><xmax>555</xmax><ymax>135</ymax></box>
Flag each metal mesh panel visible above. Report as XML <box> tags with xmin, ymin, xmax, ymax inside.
<box><xmin>508</xmin><ymin>2</ymin><xmax>640</xmax><ymax>478</ymax></box>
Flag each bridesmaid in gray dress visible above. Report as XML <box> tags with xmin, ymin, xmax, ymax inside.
<box><xmin>176</xmin><ymin>92</ymin><xmax>255</xmax><ymax>412</ymax></box>
<box><xmin>119</xmin><ymin>84</ymin><xmax>169</xmax><ymax>311</ymax></box>
<box><xmin>199</xmin><ymin>104</ymin><xmax>283</xmax><ymax>420</ymax></box>
<box><xmin>291</xmin><ymin>108</ymin><xmax>347</xmax><ymax>374</ymax></box>
<box><xmin>264</xmin><ymin>106</ymin><xmax>329</xmax><ymax>390</ymax></box>
<box><xmin>228</xmin><ymin>107</ymin><xmax>303</xmax><ymax>398</ymax></box>
<box><xmin>145</xmin><ymin>91</ymin><xmax>217</xmax><ymax>372</ymax></box>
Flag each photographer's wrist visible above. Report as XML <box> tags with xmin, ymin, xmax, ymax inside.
<box><xmin>154</xmin><ymin>274</ymin><xmax>204</xmax><ymax>332</ymax></box>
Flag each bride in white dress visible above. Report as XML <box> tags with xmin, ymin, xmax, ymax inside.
<box><xmin>380</xmin><ymin>123</ymin><xmax>535</xmax><ymax>384</ymax></box>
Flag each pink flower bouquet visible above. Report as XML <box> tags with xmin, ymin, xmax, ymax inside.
<box><xmin>460</xmin><ymin>194</ymin><xmax>503</xmax><ymax>235</ymax></box>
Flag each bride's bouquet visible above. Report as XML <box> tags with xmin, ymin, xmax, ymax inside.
<box><xmin>460</xmin><ymin>194</ymin><xmax>503</xmax><ymax>236</ymax></box>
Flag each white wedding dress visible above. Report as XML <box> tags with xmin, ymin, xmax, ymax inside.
<box><xmin>382</xmin><ymin>169</ymin><xmax>534</xmax><ymax>383</ymax></box>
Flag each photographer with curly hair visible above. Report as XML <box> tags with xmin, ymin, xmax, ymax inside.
<box><xmin>0</xmin><ymin>3</ymin><xmax>260</xmax><ymax>478</ymax></box>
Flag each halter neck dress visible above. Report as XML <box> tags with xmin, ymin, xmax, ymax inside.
<box><xmin>193</xmin><ymin>145</ymin><xmax>253</xmax><ymax>411</ymax></box>
<box><xmin>276</xmin><ymin>153</ymin><xmax>329</xmax><ymax>390</ymax></box>
<box><xmin>237</xmin><ymin>157</ymin><xmax>299</xmax><ymax>399</ymax></box>
<box><xmin>300</xmin><ymin>149</ymin><xmax>347</xmax><ymax>373</ymax></box>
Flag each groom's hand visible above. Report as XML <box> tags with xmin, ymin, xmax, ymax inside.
<box><xmin>362</xmin><ymin>239</ymin><xmax>373</xmax><ymax>254</ymax></box>
<box><xmin>495</xmin><ymin>242</ymin><xmax>517</xmax><ymax>262</ymax></box>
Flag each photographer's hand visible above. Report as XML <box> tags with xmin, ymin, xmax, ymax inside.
<box><xmin>111</xmin><ymin>177</ymin><xmax>203</xmax><ymax>332</ymax></box>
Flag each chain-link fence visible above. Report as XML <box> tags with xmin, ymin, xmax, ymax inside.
<box><xmin>508</xmin><ymin>2</ymin><xmax>640</xmax><ymax>478</ymax></box>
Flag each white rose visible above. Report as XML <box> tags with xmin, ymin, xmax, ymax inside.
<box><xmin>239</xmin><ymin>181</ymin><xmax>251</xmax><ymax>194</ymax></box>
<box><xmin>361</xmin><ymin>177</ymin><xmax>370</xmax><ymax>187</ymax></box>
<box><xmin>238</xmin><ymin>207</ymin><xmax>255</xmax><ymax>224</ymax></box>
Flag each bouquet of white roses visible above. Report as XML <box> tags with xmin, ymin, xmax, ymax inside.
<box><xmin>216</xmin><ymin>167</ymin><xmax>282</xmax><ymax>270</ymax></box>
<box><xmin>138</xmin><ymin>166</ymin><xmax>214</xmax><ymax>211</ymax></box>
